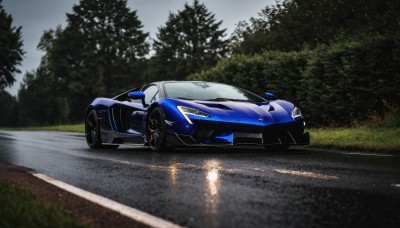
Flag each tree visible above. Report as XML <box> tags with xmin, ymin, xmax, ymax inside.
<box><xmin>231</xmin><ymin>0</ymin><xmax>399</xmax><ymax>54</ymax></box>
<box><xmin>0</xmin><ymin>0</ymin><xmax>24</xmax><ymax>89</ymax></box>
<box><xmin>18</xmin><ymin>68</ymin><xmax>68</xmax><ymax>126</ymax></box>
<box><xmin>0</xmin><ymin>89</ymin><xmax>18</xmax><ymax>126</ymax></box>
<box><xmin>38</xmin><ymin>0</ymin><xmax>149</xmax><ymax>122</ymax></box>
<box><xmin>150</xmin><ymin>0</ymin><xmax>229</xmax><ymax>81</ymax></box>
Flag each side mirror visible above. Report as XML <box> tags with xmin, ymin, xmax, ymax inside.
<box><xmin>128</xmin><ymin>91</ymin><xmax>145</xmax><ymax>99</ymax></box>
<box><xmin>128</xmin><ymin>92</ymin><xmax>147</xmax><ymax>107</ymax></box>
<box><xmin>265</xmin><ymin>92</ymin><xmax>277</xmax><ymax>100</ymax></box>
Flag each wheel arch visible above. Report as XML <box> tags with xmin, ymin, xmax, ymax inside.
<box><xmin>86</xmin><ymin>105</ymin><xmax>95</xmax><ymax>116</ymax></box>
<box><xmin>147</xmin><ymin>102</ymin><xmax>162</xmax><ymax>116</ymax></box>
<box><xmin>143</xmin><ymin>102</ymin><xmax>162</xmax><ymax>132</ymax></box>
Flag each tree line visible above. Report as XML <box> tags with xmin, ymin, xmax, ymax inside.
<box><xmin>1</xmin><ymin>0</ymin><xmax>399</xmax><ymax>127</ymax></box>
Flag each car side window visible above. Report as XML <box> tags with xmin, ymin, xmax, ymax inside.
<box><xmin>152</xmin><ymin>91</ymin><xmax>160</xmax><ymax>103</ymax></box>
<box><xmin>142</xmin><ymin>85</ymin><xmax>159</xmax><ymax>104</ymax></box>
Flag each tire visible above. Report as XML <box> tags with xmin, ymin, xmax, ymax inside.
<box><xmin>264</xmin><ymin>145</ymin><xmax>290</xmax><ymax>151</ymax></box>
<box><xmin>146</xmin><ymin>107</ymin><xmax>167</xmax><ymax>152</ymax></box>
<box><xmin>85</xmin><ymin>110</ymin><xmax>103</xmax><ymax>148</ymax></box>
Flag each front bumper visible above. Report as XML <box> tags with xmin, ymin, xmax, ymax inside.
<box><xmin>167</xmin><ymin>120</ymin><xmax>310</xmax><ymax>147</ymax></box>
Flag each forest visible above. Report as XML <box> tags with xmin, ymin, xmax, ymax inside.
<box><xmin>1</xmin><ymin>0</ymin><xmax>399</xmax><ymax>127</ymax></box>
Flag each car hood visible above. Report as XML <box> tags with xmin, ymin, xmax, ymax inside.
<box><xmin>170</xmin><ymin>99</ymin><xmax>295</xmax><ymax>123</ymax></box>
<box><xmin>196</xmin><ymin>101</ymin><xmax>275</xmax><ymax>117</ymax></box>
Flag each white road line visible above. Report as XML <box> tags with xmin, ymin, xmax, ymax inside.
<box><xmin>32</xmin><ymin>173</ymin><xmax>182</xmax><ymax>228</ymax></box>
<box><xmin>392</xmin><ymin>184</ymin><xmax>400</xmax><ymax>188</ymax></box>
<box><xmin>341</xmin><ymin>152</ymin><xmax>392</xmax><ymax>157</ymax></box>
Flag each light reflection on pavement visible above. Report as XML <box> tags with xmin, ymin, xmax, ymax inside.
<box><xmin>204</xmin><ymin>159</ymin><xmax>221</xmax><ymax>227</ymax></box>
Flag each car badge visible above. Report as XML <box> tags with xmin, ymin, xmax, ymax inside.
<box><xmin>258</xmin><ymin>117</ymin><xmax>264</xmax><ymax>121</ymax></box>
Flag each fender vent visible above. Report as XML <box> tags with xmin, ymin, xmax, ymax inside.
<box><xmin>111</xmin><ymin>105</ymin><xmax>129</xmax><ymax>131</ymax></box>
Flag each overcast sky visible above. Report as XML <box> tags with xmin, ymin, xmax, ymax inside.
<box><xmin>3</xmin><ymin>0</ymin><xmax>274</xmax><ymax>96</ymax></box>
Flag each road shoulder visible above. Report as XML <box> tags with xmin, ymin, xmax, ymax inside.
<box><xmin>0</xmin><ymin>162</ymin><xmax>149</xmax><ymax>228</ymax></box>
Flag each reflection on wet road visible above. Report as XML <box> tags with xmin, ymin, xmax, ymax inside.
<box><xmin>204</xmin><ymin>159</ymin><xmax>221</xmax><ymax>227</ymax></box>
<box><xmin>0</xmin><ymin>130</ymin><xmax>400</xmax><ymax>227</ymax></box>
<box><xmin>273</xmin><ymin>168</ymin><xmax>338</xmax><ymax>180</ymax></box>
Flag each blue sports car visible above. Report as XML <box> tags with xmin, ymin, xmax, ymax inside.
<box><xmin>85</xmin><ymin>81</ymin><xmax>309</xmax><ymax>151</ymax></box>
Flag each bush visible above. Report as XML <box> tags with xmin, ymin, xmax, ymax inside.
<box><xmin>300</xmin><ymin>35</ymin><xmax>400</xmax><ymax>125</ymax></box>
<box><xmin>189</xmin><ymin>35</ymin><xmax>400</xmax><ymax>126</ymax></box>
<box><xmin>189</xmin><ymin>50</ymin><xmax>309</xmax><ymax>105</ymax></box>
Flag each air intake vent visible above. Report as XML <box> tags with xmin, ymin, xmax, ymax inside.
<box><xmin>197</xmin><ymin>103</ymin><xmax>231</xmax><ymax>110</ymax></box>
<box><xmin>268</xmin><ymin>105</ymin><xmax>275</xmax><ymax>111</ymax></box>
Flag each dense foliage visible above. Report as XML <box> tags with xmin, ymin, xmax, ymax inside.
<box><xmin>190</xmin><ymin>0</ymin><xmax>400</xmax><ymax>126</ymax></box>
<box><xmin>190</xmin><ymin>35</ymin><xmax>400</xmax><ymax>126</ymax></box>
<box><xmin>18</xmin><ymin>68</ymin><xmax>68</xmax><ymax>126</ymax></box>
<box><xmin>0</xmin><ymin>0</ymin><xmax>24</xmax><ymax>89</ymax></box>
<box><xmin>1</xmin><ymin>0</ymin><xmax>398</xmax><ymax>127</ymax></box>
<box><xmin>300</xmin><ymin>35</ymin><xmax>400</xmax><ymax>125</ymax></box>
<box><xmin>0</xmin><ymin>90</ymin><xmax>18</xmax><ymax>127</ymax></box>
<box><xmin>19</xmin><ymin>0</ymin><xmax>149</xmax><ymax>122</ymax></box>
<box><xmin>231</xmin><ymin>0</ymin><xmax>400</xmax><ymax>54</ymax></box>
<box><xmin>189</xmin><ymin>51</ymin><xmax>308</xmax><ymax>103</ymax></box>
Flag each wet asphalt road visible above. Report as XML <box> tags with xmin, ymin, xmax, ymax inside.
<box><xmin>0</xmin><ymin>130</ymin><xmax>399</xmax><ymax>228</ymax></box>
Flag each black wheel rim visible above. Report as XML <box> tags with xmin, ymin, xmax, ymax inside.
<box><xmin>85</xmin><ymin>113</ymin><xmax>97</xmax><ymax>147</ymax></box>
<box><xmin>147</xmin><ymin>111</ymin><xmax>162</xmax><ymax>150</ymax></box>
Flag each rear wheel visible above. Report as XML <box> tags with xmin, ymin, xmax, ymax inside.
<box><xmin>146</xmin><ymin>107</ymin><xmax>167</xmax><ymax>152</ymax></box>
<box><xmin>85</xmin><ymin>110</ymin><xmax>102</xmax><ymax>148</ymax></box>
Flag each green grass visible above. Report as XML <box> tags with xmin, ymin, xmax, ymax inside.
<box><xmin>309</xmin><ymin>126</ymin><xmax>400</xmax><ymax>153</ymax></box>
<box><xmin>0</xmin><ymin>182</ymin><xmax>87</xmax><ymax>228</ymax></box>
<box><xmin>1</xmin><ymin>124</ymin><xmax>85</xmax><ymax>133</ymax></box>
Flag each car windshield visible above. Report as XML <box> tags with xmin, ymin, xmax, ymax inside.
<box><xmin>164</xmin><ymin>82</ymin><xmax>265</xmax><ymax>102</ymax></box>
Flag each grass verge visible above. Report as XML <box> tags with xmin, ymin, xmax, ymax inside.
<box><xmin>1</xmin><ymin>124</ymin><xmax>84</xmax><ymax>133</ymax></box>
<box><xmin>309</xmin><ymin>126</ymin><xmax>400</xmax><ymax>153</ymax></box>
<box><xmin>0</xmin><ymin>182</ymin><xmax>86</xmax><ymax>228</ymax></box>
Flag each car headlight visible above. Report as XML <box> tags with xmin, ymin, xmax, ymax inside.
<box><xmin>177</xmin><ymin>106</ymin><xmax>209</xmax><ymax>124</ymax></box>
<box><xmin>291</xmin><ymin>107</ymin><xmax>302</xmax><ymax>119</ymax></box>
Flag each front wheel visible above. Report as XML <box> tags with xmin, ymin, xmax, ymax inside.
<box><xmin>85</xmin><ymin>110</ymin><xmax>102</xmax><ymax>148</ymax></box>
<box><xmin>146</xmin><ymin>107</ymin><xmax>167</xmax><ymax>152</ymax></box>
